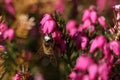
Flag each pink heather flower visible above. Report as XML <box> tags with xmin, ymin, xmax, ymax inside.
<box><xmin>75</xmin><ymin>54</ymin><xmax>93</xmax><ymax>71</ymax></box>
<box><xmin>13</xmin><ymin>74</ymin><xmax>23</xmax><ymax>80</ymax></box>
<box><xmin>82</xmin><ymin>10</ymin><xmax>90</xmax><ymax>21</ymax></box>
<box><xmin>3</xmin><ymin>28</ymin><xmax>14</xmax><ymax>41</ymax></box>
<box><xmin>98</xmin><ymin>16</ymin><xmax>106</xmax><ymax>30</ymax></box>
<box><xmin>66</xmin><ymin>20</ymin><xmax>77</xmax><ymax>32</ymax></box>
<box><xmin>69</xmin><ymin>71</ymin><xmax>77</xmax><ymax>80</ymax></box>
<box><xmin>42</xmin><ymin>20</ymin><xmax>56</xmax><ymax>34</ymax></box>
<box><xmin>102</xmin><ymin>43</ymin><xmax>110</xmax><ymax>59</ymax></box>
<box><xmin>83</xmin><ymin>19</ymin><xmax>91</xmax><ymax>28</ymax></box>
<box><xmin>82</xmin><ymin>75</ymin><xmax>89</xmax><ymax>80</ymax></box>
<box><xmin>90</xmin><ymin>10</ymin><xmax>97</xmax><ymax>23</ymax></box>
<box><xmin>69</xmin><ymin>28</ymin><xmax>78</xmax><ymax>38</ymax></box>
<box><xmin>109</xmin><ymin>40</ymin><xmax>120</xmax><ymax>56</ymax></box>
<box><xmin>89</xmin><ymin>35</ymin><xmax>107</xmax><ymax>53</ymax></box>
<box><xmin>88</xmin><ymin>64</ymin><xmax>98</xmax><ymax>80</ymax></box>
<box><xmin>40</xmin><ymin>14</ymin><xmax>52</xmax><ymax>25</ymax></box>
<box><xmin>98</xmin><ymin>63</ymin><xmax>109</xmax><ymax>80</ymax></box>
<box><xmin>80</xmin><ymin>36</ymin><xmax>88</xmax><ymax>50</ymax></box>
<box><xmin>0</xmin><ymin>23</ymin><xmax>8</xmax><ymax>34</ymax></box>
<box><xmin>52</xmin><ymin>30</ymin><xmax>62</xmax><ymax>42</ymax></box>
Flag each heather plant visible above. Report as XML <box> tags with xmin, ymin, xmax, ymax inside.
<box><xmin>0</xmin><ymin>0</ymin><xmax>120</xmax><ymax>80</ymax></box>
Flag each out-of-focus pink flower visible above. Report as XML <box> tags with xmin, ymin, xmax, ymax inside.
<box><xmin>69</xmin><ymin>71</ymin><xmax>77</xmax><ymax>80</ymax></box>
<box><xmin>5</xmin><ymin>4</ymin><xmax>16</xmax><ymax>16</ymax></box>
<box><xmin>4</xmin><ymin>0</ymin><xmax>13</xmax><ymax>4</ymax></box>
<box><xmin>66</xmin><ymin>20</ymin><xmax>77</xmax><ymax>32</ymax></box>
<box><xmin>96</xmin><ymin>0</ymin><xmax>106</xmax><ymax>12</ymax></box>
<box><xmin>75</xmin><ymin>54</ymin><xmax>93</xmax><ymax>71</ymax></box>
<box><xmin>54</xmin><ymin>0</ymin><xmax>65</xmax><ymax>15</ymax></box>
<box><xmin>69</xmin><ymin>28</ymin><xmax>78</xmax><ymax>37</ymax></box>
<box><xmin>88</xmin><ymin>64</ymin><xmax>98</xmax><ymax>80</ymax></box>
<box><xmin>3</xmin><ymin>28</ymin><xmax>14</xmax><ymax>41</ymax></box>
<box><xmin>83</xmin><ymin>19</ymin><xmax>91</xmax><ymax>28</ymax></box>
<box><xmin>90</xmin><ymin>11</ymin><xmax>97</xmax><ymax>23</ymax></box>
<box><xmin>0</xmin><ymin>23</ymin><xmax>8</xmax><ymax>34</ymax></box>
<box><xmin>82</xmin><ymin>10</ymin><xmax>90</xmax><ymax>21</ymax></box>
<box><xmin>109</xmin><ymin>40</ymin><xmax>120</xmax><ymax>56</ymax></box>
<box><xmin>13</xmin><ymin>74</ymin><xmax>23</xmax><ymax>80</ymax></box>
<box><xmin>52</xmin><ymin>30</ymin><xmax>62</xmax><ymax>42</ymax></box>
<box><xmin>80</xmin><ymin>36</ymin><xmax>88</xmax><ymax>50</ymax></box>
<box><xmin>89</xmin><ymin>35</ymin><xmax>107</xmax><ymax>53</ymax></box>
<box><xmin>82</xmin><ymin>75</ymin><xmax>89</xmax><ymax>80</ymax></box>
<box><xmin>40</xmin><ymin>14</ymin><xmax>52</xmax><ymax>25</ymax></box>
<box><xmin>98</xmin><ymin>16</ymin><xmax>106</xmax><ymax>30</ymax></box>
<box><xmin>34</xmin><ymin>73</ymin><xmax>44</xmax><ymax>80</ymax></box>
<box><xmin>42</xmin><ymin>20</ymin><xmax>56</xmax><ymax>34</ymax></box>
<box><xmin>97</xmin><ymin>0</ymin><xmax>116</xmax><ymax>13</ymax></box>
<box><xmin>113</xmin><ymin>4</ymin><xmax>120</xmax><ymax>11</ymax></box>
<box><xmin>98</xmin><ymin>63</ymin><xmax>109</xmax><ymax>80</ymax></box>
<box><xmin>102</xmin><ymin>43</ymin><xmax>110</xmax><ymax>59</ymax></box>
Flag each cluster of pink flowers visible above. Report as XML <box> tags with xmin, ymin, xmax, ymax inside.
<box><xmin>40</xmin><ymin>14</ymin><xmax>66</xmax><ymax>54</ymax></box>
<box><xmin>79</xmin><ymin>6</ymin><xmax>107</xmax><ymax>33</ymax></box>
<box><xmin>69</xmin><ymin>54</ymin><xmax>111</xmax><ymax>80</ymax></box>
<box><xmin>69</xmin><ymin>4</ymin><xmax>120</xmax><ymax>80</ymax></box>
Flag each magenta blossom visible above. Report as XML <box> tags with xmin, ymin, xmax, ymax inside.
<box><xmin>0</xmin><ymin>23</ymin><xmax>8</xmax><ymax>34</ymax></box>
<box><xmin>40</xmin><ymin>14</ymin><xmax>52</xmax><ymax>25</ymax></box>
<box><xmin>98</xmin><ymin>63</ymin><xmax>110</xmax><ymax>80</ymax></box>
<box><xmin>41</xmin><ymin>19</ymin><xmax>56</xmax><ymax>34</ymax></box>
<box><xmin>102</xmin><ymin>43</ymin><xmax>111</xmax><ymax>59</ymax></box>
<box><xmin>74</xmin><ymin>54</ymin><xmax>94</xmax><ymax>71</ymax></box>
<box><xmin>88</xmin><ymin>64</ymin><xmax>98</xmax><ymax>80</ymax></box>
<box><xmin>82</xmin><ymin>9</ymin><xmax>91</xmax><ymax>21</ymax></box>
<box><xmin>52</xmin><ymin>30</ymin><xmax>62</xmax><ymax>43</ymax></box>
<box><xmin>80</xmin><ymin>36</ymin><xmax>88</xmax><ymax>50</ymax></box>
<box><xmin>90</xmin><ymin>10</ymin><xmax>97</xmax><ymax>23</ymax></box>
<box><xmin>13</xmin><ymin>74</ymin><xmax>23</xmax><ymax>80</ymax></box>
<box><xmin>89</xmin><ymin>35</ymin><xmax>107</xmax><ymax>53</ymax></box>
<box><xmin>3</xmin><ymin>28</ymin><xmax>14</xmax><ymax>41</ymax></box>
<box><xmin>66</xmin><ymin>20</ymin><xmax>77</xmax><ymax>32</ymax></box>
<box><xmin>98</xmin><ymin>16</ymin><xmax>106</xmax><ymax>30</ymax></box>
<box><xmin>109</xmin><ymin>40</ymin><xmax>120</xmax><ymax>56</ymax></box>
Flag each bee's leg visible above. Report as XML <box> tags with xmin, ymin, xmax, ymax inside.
<box><xmin>50</xmin><ymin>54</ymin><xmax>57</xmax><ymax>67</ymax></box>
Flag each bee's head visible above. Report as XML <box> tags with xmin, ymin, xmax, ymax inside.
<box><xmin>43</xmin><ymin>34</ymin><xmax>53</xmax><ymax>47</ymax></box>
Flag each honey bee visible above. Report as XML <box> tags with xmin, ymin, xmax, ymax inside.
<box><xmin>36</xmin><ymin>34</ymin><xmax>57</xmax><ymax>66</ymax></box>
